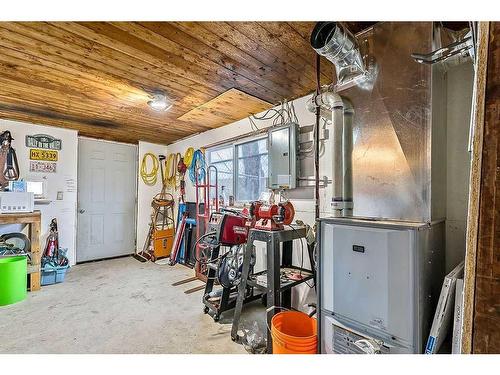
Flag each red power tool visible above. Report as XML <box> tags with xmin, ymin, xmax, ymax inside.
<box><xmin>205</xmin><ymin>210</ymin><xmax>249</xmax><ymax>246</ymax></box>
<box><xmin>244</xmin><ymin>200</ymin><xmax>295</xmax><ymax>231</ymax></box>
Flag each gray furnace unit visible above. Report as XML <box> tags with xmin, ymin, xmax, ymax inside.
<box><xmin>317</xmin><ymin>217</ymin><xmax>445</xmax><ymax>354</ymax></box>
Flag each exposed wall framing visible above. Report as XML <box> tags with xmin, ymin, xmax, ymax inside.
<box><xmin>461</xmin><ymin>21</ymin><xmax>490</xmax><ymax>355</ymax></box>
<box><xmin>462</xmin><ymin>21</ymin><xmax>500</xmax><ymax>354</ymax></box>
<box><xmin>471</xmin><ymin>21</ymin><xmax>500</xmax><ymax>353</ymax></box>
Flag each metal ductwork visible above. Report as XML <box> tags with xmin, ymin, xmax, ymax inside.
<box><xmin>310</xmin><ymin>22</ymin><xmax>366</xmax><ymax>86</ymax></box>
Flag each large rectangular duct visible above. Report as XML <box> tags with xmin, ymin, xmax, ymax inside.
<box><xmin>339</xmin><ymin>22</ymin><xmax>441</xmax><ymax>222</ymax></box>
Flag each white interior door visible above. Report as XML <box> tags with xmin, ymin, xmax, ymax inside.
<box><xmin>77</xmin><ymin>138</ymin><xmax>137</xmax><ymax>262</ymax></box>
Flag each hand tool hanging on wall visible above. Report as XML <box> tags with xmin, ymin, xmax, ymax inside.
<box><xmin>0</xmin><ymin>131</ymin><xmax>19</xmax><ymax>189</ymax></box>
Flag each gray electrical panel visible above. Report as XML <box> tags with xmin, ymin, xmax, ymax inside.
<box><xmin>317</xmin><ymin>217</ymin><xmax>445</xmax><ymax>354</ymax></box>
<box><xmin>267</xmin><ymin>123</ymin><xmax>299</xmax><ymax>190</ymax></box>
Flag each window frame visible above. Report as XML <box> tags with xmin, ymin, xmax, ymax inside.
<box><xmin>206</xmin><ymin>134</ymin><xmax>268</xmax><ymax>205</ymax></box>
<box><xmin>234</xmin><ymin>136</ymin><xmax>268</xmax><ymax>203</ymax></box>
<box><xmin>206</xmin><ymin>143</ymin><xmax>235</xmax><ymax>199</ymax></box>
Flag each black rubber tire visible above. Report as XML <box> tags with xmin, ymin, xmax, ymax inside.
<box><xmin>203</xmin><ymin>306</ymin><xmax>209</xmax><ymax>314</ymax></box>
<box><xmin>213</xmin><ymin>314</ymin><xmax>220</xmax><ymax>322</ymax></box>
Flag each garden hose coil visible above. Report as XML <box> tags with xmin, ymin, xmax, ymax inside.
<box><xmin>188</xmin><ymin>149</ymin><xmax>206</xmax><ymax>184</ymax></box>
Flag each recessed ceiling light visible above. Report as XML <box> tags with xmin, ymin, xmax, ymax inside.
<box><xmin>148</xmin><ymin>92</ymin><xmax>172</xmax><ymax>112</ymax></box>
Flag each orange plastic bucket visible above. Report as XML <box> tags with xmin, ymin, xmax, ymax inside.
<box><xmin>271</xmin><ymin>311</ymin><xmax>317</xmax><ymax>354</ymax></box>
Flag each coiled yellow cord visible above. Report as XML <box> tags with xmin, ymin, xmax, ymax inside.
<box><xmin>165</xmin><ymin>153</ymin><xmax>181</xmax><ymax>190</ymax></box>
<box><xmin>184</xmin><ymin>147</ymin><xmax>194</xmax><ymax>168</ymax></box>
<box><xmin>140</xmin><ymin>153</ymin><xmax>159</xmax><ymax>186</ymax></box>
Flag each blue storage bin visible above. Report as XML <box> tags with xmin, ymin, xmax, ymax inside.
<box><xmin>41</xmin><ymin>264</ymin><xmax>70</xmax><ymax>286</ymax></box>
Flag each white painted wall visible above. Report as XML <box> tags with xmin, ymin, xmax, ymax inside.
<box><xmin>136</xmin><ymin>141</ymin><xmax>168</xmax><ymax>253</ymax></box>
<box><xmin>0</xmin><ymin>119</ymin><xmax>78</xmax><ymax>265</ymax></box>
<box><xmin>167</xmin><ymin>95</ymin><xmax>329</xmax><ymax>216</ymax></box>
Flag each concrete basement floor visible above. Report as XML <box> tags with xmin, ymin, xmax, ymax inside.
<box><xmin>0</xmin><ymin>256</ymin><xmax>266</xmax><ymax>354</ymax></box>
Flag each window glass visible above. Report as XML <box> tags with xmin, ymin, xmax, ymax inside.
<box><xmin>207</xmin><ymin>146</ymin><xmax>234</xmax><ymax>198</ymax></box>
<box><xmin>236</xmin><ymin>138</ymin><xmax>268</xmax><ymax>202</ymax></box>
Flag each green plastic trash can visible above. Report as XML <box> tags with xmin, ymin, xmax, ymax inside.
<box><xmin>0</xmin><ymin>256</ymin><xmax>27</xmax><ymax>306</ymax></box>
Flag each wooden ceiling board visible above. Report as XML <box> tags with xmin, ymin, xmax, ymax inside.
<box><xmin>0</xmin><ymin>23</ymin><xmax>213</xmax><ymax>110</ymax></box>
<box><xmin>200</xmin><ymin>22</ymin><xmax>317</xmax><ymax>91</ymax></box>
<box><xmin>110</xmin><ymin>22</ymin><xmax>282</xmax><ymax>102</ymax></box>
<box><xmin>227</xmin><ymin>22</ymin><xmax>320</xmax><ymax>83</ymax></box>
<box><xmin>178</xmin><ymin>88</ymin><xmax>273</xmax><ymax>128</ymax></box>
<box><xmin>0</xmin><ymin>21</ymin><xmax>348</xmax><ymax>144</ymax></box>
<box><xmin>0</xmin><ymin>55</ymin><xmax>197</xmax><ymax>135</ymax></box>
<box><xmin>138</xmin><ymin>22</ymin><xmax>299</xmax><ymax>99</ymax></box>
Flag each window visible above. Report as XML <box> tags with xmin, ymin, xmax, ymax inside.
<box><xmin>207</xmin><ymin>145</ymin><xmax>233</xmax><ymax>198</ymax></box>
<box><xmin>206</xmin><ymin>136</ymin><xmax>268</xmax><ymax>204</ymax></box>
<box><xmin>236</xmin><ymin>138</ymin><xmax>268</xmax><ymax>202</ymax></box>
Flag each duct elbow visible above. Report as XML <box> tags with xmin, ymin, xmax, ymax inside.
<box><xmin>307</xmin><ymin>90</ymin><xmax>344</xmax><ymax>114</ymax></box>
<box><xmin>319</xmin><ymin>92</ymin><xmax>344</xmax><ymax>110</ymax></box>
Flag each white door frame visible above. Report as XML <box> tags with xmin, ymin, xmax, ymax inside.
<box><xmin>76</xmin><ymin>136</ymin><xmax>138</xmax><ymax>262</ymax></box>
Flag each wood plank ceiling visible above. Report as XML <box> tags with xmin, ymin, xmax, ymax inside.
<box><xmin>0</xmin><ymin>21</ymin><xmax>337</xmax><ymax>144</ymax></box>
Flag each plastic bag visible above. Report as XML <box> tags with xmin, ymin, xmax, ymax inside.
<box><xmin>241</xmin><ymin>321</ymin><xmax>267</xmax><ymax>354</ymax></box>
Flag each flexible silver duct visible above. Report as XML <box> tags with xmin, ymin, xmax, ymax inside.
<box><xmin>310</xmin><ymin>22</ymin><xmax>366</xmax><ymax>85</ymax></box>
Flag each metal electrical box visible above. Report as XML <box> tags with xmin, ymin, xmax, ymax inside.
<box><xmin>267</xmin><ymin>123</ymin><xmax>299</xmax><ymax>190</ymax></box>
<box><xmin>317</xmin><ymin>217</ymin><xmax>445</xmax><ymax>354</ymax></box>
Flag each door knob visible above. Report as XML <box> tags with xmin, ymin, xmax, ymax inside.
<box><xmin>79</xmin><ymin>209</ymin><xmax>86</xmax><ymax>214</ymax></box>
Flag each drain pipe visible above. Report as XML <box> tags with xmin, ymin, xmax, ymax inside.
<box><xmin>342</xmin><ymin>100</ymin><xmax>354</xmax><ymax>217</ymax></box>
<box><xmin>330</xmin><ymin>96</ymin><xmax>345</xmax><ymax>217</ymax></box>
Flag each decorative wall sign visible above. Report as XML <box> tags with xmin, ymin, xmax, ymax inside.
<box><xmin>25</xmin><ymin>134</ymin><xmax>62</xmax><ymax>150</ymax></box>
<box><xmin>29</xmin><ymin>148</ymin><xmax>58</xmax><ymax>161</ymax></box>
<box><xmin>30</xmin><ymin>161</ymin><xmax>57</xmax><ymax>173</ymax></box>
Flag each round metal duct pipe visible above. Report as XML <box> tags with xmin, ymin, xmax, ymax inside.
<box><xmin>310</xmin><ymin>22</ymin><xmax>365</xmax><ymax>84</ymax></box>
